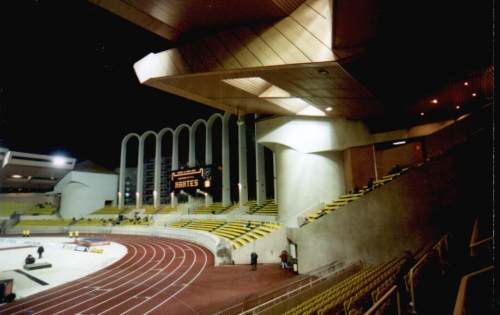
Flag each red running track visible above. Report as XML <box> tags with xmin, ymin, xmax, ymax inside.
<box><xmin>0</xmin><ymin>235</ymin><xmax>211</xmax><ymax>315</ymax></box>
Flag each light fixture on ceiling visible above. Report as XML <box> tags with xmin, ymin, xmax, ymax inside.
<box><xmin>11</xmin><ymin>174</ymin><xmax>22</xmax><ymax>179</ymax></box>
<box><xmin>393</xmin><ymin>141</ymin><xmax>406</xmax><ymax>146</ymax></box>
<box><xmin>325</xmin><ymin>107</ymin><xmax>333</xmax><ymax>112</ymax></box>
<box><xmin>318</xmin><ymin>68</ymin><xmax>329</xmax><ymax>76</ymax></box>
<box><xmin>420</xmin><ymin>112</ymin><xmax>425</xmax><ymax>116</ymax></box>
<box><xmin>464</xmin><ymin>82</ymin><xmax>469</xmax><ymax>86</ymax></box>
<box><xmin>456</xmin><ymin>105</ymin><xmax>461</xmax><ymax>110</ymax></box>
<box><xmin>472</xmin><ymin>92</ymin><xmax>477</xmax><ymax>97</ymax></box>
<box><xmin>52</xmin><ymin>156</ymin><xmax>66</xmax><ymax>167</ymax></box>
<box><xmin>431</xmin><ymin>99</ymin><xmax>438</xmax><ymax>104</ymax></box>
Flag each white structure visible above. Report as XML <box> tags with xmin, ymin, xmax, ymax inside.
<box><xmin>256</xmin><ymin>116</ymin><xmax>372</xmax><ymax>227</ymax></box>
<box><xmin>0</xmin><ymin>150</ymin><xmax>76</xmax><ymax>192</ymax></box>
<box><xmin>54</xmin><ymin>171</ymin><xmax>118</xmax><ymax>218</ymax></box>
<box><xmin>118</xmin><ymin>112</ymin><xmax>247</xmax><ymax>209</ymax></box>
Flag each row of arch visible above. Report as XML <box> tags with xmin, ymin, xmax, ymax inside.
<box><xmin>118</xmin><ymin>113</ymin><xmax>234</xmax><ymax>209</ymax></box>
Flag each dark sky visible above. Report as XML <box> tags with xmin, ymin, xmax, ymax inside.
<box><xmin>0</xmin><ymin>0</ymin><xmax>220</xmax><ymax>169</ymax></box>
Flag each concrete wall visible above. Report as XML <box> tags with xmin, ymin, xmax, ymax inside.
<box><xmin>375</xmin><ymin>142</ymin><xmax>424</xmax><ymax>176</ymax></box>
<box><xmin>231</xmin><ymin>227</ymin><xmax>287</xmax><ymax>264</ymax></box>
<box><xmin>54</xmin><ymin>171</ymin><xmax>118</xmax><ymax>218</ymax></box>
<box><xmin>256</xmin><ymin>116</ymin><xmax>371</xmax><ymax>227</ymax></box>
<box><xmin>275</xmin><ymin>146</ymin><xmax>345</xmax><ymax>226</ymax></box>
<box><xmin>6</xmin><ymin>225</ymin><xmax>225</xmax><ymax>265</ymax></box>
<box><xmin>290</xmin><ymin>155</ymin><xmax>458</xmax><ymax>274</ymax></box>
<box><xmin>344</xmin><ymin>145</ymin><xmax>376</xmax><ymax>192</ymax></box>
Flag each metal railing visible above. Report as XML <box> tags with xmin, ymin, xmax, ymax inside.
<box><xmin>363</xmin><ymin>285</ymin><xmax>401</xmax><ymax>315</ymax></box>
<box><xmin>214</xmin><ymin>261</ymin><xmax>362</xmax><ymax>315</ymax></box>
<box><xmin>469</xmin><ymin>218</ymin><xmax>493</xmax><ymax>257</ymax></box>
<box><xmin>408</xmin><ymin>234</ymin><xmax>449</xmax><ymax>314</ymax></box>
<box><xmin>453</xmin><ymin>265</ymin><xmax>494</xmax><ymax>315</ymax></box>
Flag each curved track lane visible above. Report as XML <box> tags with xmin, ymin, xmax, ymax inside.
<box><xmin>0</xmin><ymin>235</ymin><xmax>211</xmax><ymax>315</ymax></box>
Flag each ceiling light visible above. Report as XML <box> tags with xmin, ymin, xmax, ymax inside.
<box><xmin>464</xmin><ymin>82</ymin><xmax>469</xmax><ymax>86</ymax></box>
<box><xmin>420</xmin><ymin>112</ymin><xmax>425</xmax><ymax>116</ymax></box>
<box><xmin>11</xmin><ymin>174</ymin><xmax>22</xmax><ymax>178</ymax></box>
<box><xmin>456</xmin><ymin>105</ymin><xmax>461</xmax><ymax>110</ymax></box>
<box><xmin>325</xmin><ymin>107</ymin><xmax>333</xmax><ymax>112</ymax></box>
<box><xmin>472</xmin><ymin>92</ymin><xmax>477</xmax><ymax>97</ymax></box>
<box><xmin>52</xmin><ymin>156</ymin><xmax>66</xmax><ymax>167</ymax></box>
<box><xmin>296</xmin><ymin>105</ymin><xmax>326</xmax><ymax>116</ymax></box>
<box><xmin>431</xmin><ymin>99</ymin><xmax>438</xmax><ymax>104</ymax></box>
<box><xmin>393</xmin><ymin>141</ymin><xmax>406</xmax><ymax>146</ymax></box>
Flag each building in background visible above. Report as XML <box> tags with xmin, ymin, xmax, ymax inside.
<box><xmin>123</xmin><ymin>167</ymin><xmax>137</xmax><ymax>206</ymax></box>
<box><xmin>0</xmin><ymin>149</ymin><xmax>77</xmax><ymax>216</ymax></box>
<box><xmin>54</xmin><ymin>161</ymin><xmax>117</xmax><ymax>218</ymax></box>
<box><xmin>143</xmin><ymin>157</ymin><xmax>172</xmax><ymax>205</ymax></box>
<box><xmin>0</xmin><ymin>149</ymin><xmax>76</xmax><ymax>193</ymax></box>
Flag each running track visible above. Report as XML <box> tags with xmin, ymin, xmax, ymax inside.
<box><xmin>0</xmin><ymin>235</ymin><xmax>212</xmax><ymax>315</ymax></box>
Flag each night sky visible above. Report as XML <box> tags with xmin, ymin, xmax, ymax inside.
<box><xmin>0</xmin><ymin>1</ymin><xmax>493</xmax><ymax>171</ymax></box>
<box><xmin>0</xmin><ymin>0</ymin><xmax>220</xmax><ymax>170</ymax></box>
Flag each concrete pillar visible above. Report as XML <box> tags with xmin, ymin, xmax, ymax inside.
<box><xmin>118</xmin><ymin>140</ymin><xmax>127</xmax><ymax>209</ymax></box>
<box><xmin>205</xmin><ymin>125</ymin><xmax>214</xmax><ymax>206</ymax></box>
<box><xmin>153</xmin><ymin>140</ymin><xmax>161</xmax><ymax>209</ymax></box>
<box><xmin>118</xmin><ymin>133</ymin><xmax>139</xmax><ymax>209</ymax></box>
<box><xmin>188</xmin><ymin>126</ymin><xmax>196</xmax><ymax>168</ymax></box>
<box><xmin>136</xmin><ymin>142</ymin><xmax>144</xmax><ymax>209</ymax></box>
<box><xmin>255</xmin><ymin>116</ymin><xmax>267</xmax><ymax>206</ymax></box>
<box><xmin>222</xmin><ymin>113</ymin><xmax>231</xmax><ymax>207</ymax></box>
<box><xmin>273</xmin><ymin>152</ymin><xmax>278</xmax><ymax>204</ymax></box>
<box><xmin>275</xmin><ymin>146</ymin><xmax>345</xmax><ymax>227</ymax></box>
<box><xmin>157</xmin><ymin>128</ymin><xmax>174</xmax><ymax>209</ymax></box>
<box><xmin>171</xmin><ymin>134</ymin><xmax>179</xmax><ymax>207</ymax></box>
<box><xmin>237</xmin><ymin>115</ymin><xmax>248</xmax><ymax>205</ymax></box>
<box><xmin>255</xmin><ymin>115</ymin><xmax>372</xmax><ymax>227</ymax></box>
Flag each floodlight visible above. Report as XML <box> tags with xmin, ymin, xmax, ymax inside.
<box><xmin>52</xmin><ymin>156</ymin><xmax>66</xmax><ymax>167</ymax></box>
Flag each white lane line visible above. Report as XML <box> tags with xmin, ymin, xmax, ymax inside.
<box><xmin>0</xmin><ymin>236</ymin><xmax>139</xmax><ymax>313</ymax></box>
<box><xmin>142</xmin><ymin>243</ymin><xmax>208</xmax><ymax>315</ymax></box>
<box><xmin>32</xmin><ymin>240</ymin><xmax>158</xmax><ymax>315</ymax></box>
<box><xmin>21</xmin><ymin>240</ymin><xmax>150</xmax><ymax>315</ymax></box>
<box><xmin>93</xmin><ymin>240</ymin><xmax>187</xmax><ymax>315</ymax></box>
<box><xmin>65</xmin><ymin>240</ymin><xmax>182</xmax><ymax>315</ymax></box>
<box><xmin>123</xmin><ymin>242</ymin><xmax>208</xmax><ymax>315</ymax></box>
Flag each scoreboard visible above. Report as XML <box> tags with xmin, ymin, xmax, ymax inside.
<box><xmin>170</xmin><ymin>166</ymin><xmax>213</xmax><ymax>193</ymax></box>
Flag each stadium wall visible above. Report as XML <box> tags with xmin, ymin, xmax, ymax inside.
<box><xmin>231</xmin><ymin>226</ymin><xmax>287</xmax><ymax>264</ymax></box>
<box><xmin>54</xmin><ymin>171</ymin><xmax>117</xmax><ymax>218</ymax></box>
<box><xmin>290</xmin><ymin>154</ymin><xmax>458</xmax><ymax>274</ymax></box>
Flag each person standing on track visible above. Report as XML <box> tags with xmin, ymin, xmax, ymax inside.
<box><xmin>250</xmin><ymin>252</ymin><xmax>258</xmax><ymax>271</ymax></box>
<box><xmin>37</xmin><ymin>245</ymin><xmax>45</xmax><ymax>259</ymax></box>
<box><xmin>279</xmin><ymin>250</ymin><xmax>289</xmax><ymax>270</ymax></box>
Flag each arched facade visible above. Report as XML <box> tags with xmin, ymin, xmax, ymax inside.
<box><xmin>118</xmin><ymin>112</ymin><xmax>239</xmax><ymax>209</ymax></box>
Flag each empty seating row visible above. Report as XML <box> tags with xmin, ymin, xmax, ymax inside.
<box><xmin>169</xmin><ymin>219</ymin><xmax>281</xmax><ymax>249</ymax></box>
<box><xmin>193</xmin><ymin>202</ymin><xmax>234</xmax><ymax>214</ymax></box>
<box><xmin>16</xmin><ymin>219</ymin><xmax>72</xmax><ymax>226</ymax></box>
<box><xmin>283</xmin><ymin>257</ymin><xmax>405</xmax><ymax>315</ymax></box>
<box><xmin>92</xmin><ymin>206</ymin><xmax>125</xmax><ymax>215</ymax></box>
<box><xmin>0</xmin><ymin>202</ymin><xmax>31</xmax><ymax>217</ymax></box>
<box><xmin>305</xmin><ymin>192</ymin><xmax>366</xmax><ymax>223</ymax></box>
<box><xmin>246</xmin><ymin>199</ymin><xmax>278</xmax><ymax>215</ymax></box>
<box><xmin>305</xmin><ymin>169</ymin><xmax>409</xmax><ymax>224</ymax></box>
<box><xmin>0</xmin><ymin>202</ymin><xmax>56</xmax><ymax>216</ymax></box>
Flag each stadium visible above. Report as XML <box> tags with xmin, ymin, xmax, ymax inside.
<box><xmin>0</xmin><ymin>1</ymin><xmax>494</xmax><ymax>315</ymax></box>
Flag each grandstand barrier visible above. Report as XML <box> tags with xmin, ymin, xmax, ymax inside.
<box><xmin>453</xmin><ymin>265</ymin><xmax>494</xmax><ymax>315</ymax></box>
<box><xmin>231</xmin><ymin>225</ymin><xmax>287</xmax><ymax>264</ymax></box>
<box><xmin>469</xmin><ymin>218</ymin><xmax>493</xmax><ymax>257</ymax></box>
<box><xmin>214</xmin><ymin>261</ymin><xmax>357</xmax><ymax>315</ymax></box>
<box><xmin>7</xmin><ymin>225</ymin><xmax>228</xmax><ymax>265</ymax></box>
<box><xmin>407</xmin><ymin>234</ymin><xmax>449</xmax><ymax>314</ymax></box>
<box><xmin>363</xmin><ymin>285</ymin><xmax>400</xmax><ymax>315</ymax></box>
<box><xmin>291</xmin><ymin>154</ymin><xmax>458</xmax><ymax>274</ymax></box>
